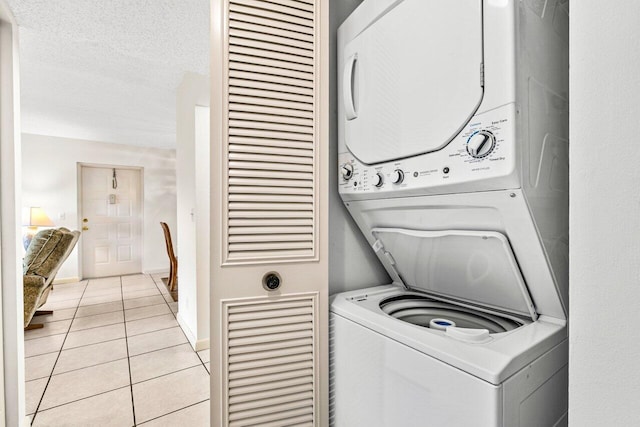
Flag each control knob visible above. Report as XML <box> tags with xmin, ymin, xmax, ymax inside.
<box><xmin>391</xmin><ymin>169</ymin><xmax>404</xmax><ymax>184</ymax></box>
<box><xmin>340</xmin><ymin>163</ymin><xmax>354</xmax><ymax>180</ymax></box>
<box><xmin>373</xmin><ymin>172</ymin><xmax>384</xmax><ymax>187</ymax></box>
<box><xmin>466</xmin><ymin>130</ymin><xmax>496</xmax><ymax>158</ymax></box>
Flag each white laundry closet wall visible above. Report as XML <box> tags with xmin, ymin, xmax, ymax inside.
<box><xmin>328</xmin><ymin>0</ymin><xmax>389</xmax><ymax>294</ymax></box>
<box><xmin>570</xmin><ymin>0</ymin><xmax>640</xmax><ymax>424</ymax></box>
<box><xmin>175</xmin><ymin>72</ymin><xmax>210</xmax><ymax>350</ymax></box>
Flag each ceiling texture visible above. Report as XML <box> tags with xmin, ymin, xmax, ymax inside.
<box><xmin>7</xmin><ymin>0</ymin><xmax>209</xmax><ymax>149</ymax></box>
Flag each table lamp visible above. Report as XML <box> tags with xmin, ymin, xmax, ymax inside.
<box><xmin>23</xmin><ymin>207</ymin><xmax>54</xmax><ymax>250</ymax></box>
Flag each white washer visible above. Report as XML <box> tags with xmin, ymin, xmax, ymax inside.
<box><xmin>332</xmin><ymin>0</ymin><xmax>569</xmax><ymax>425</ymax></box>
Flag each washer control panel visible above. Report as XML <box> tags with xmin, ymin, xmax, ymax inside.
<box><xmin>339</xmin><ymin>105</ymin><xmax>516</xmax><ymax>197</ymax></box>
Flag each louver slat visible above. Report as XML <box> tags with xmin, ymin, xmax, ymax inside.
<box><xmin>229</xmin><ymin>407</ymin><xmax>313</xmax><ymax>427</ymax></box>
<box><xmin>229</xmin><ymin>28</ymin><xmax>314</xmax><ymax>51</ymax></box>
<box><xmin>229</xmin><ymin>21</ymin><xmax>313</xmax><ymax>44</ymax></box>
<box><xmin>229</xmin><ymin>11</ymin><xmax>313</xmax><ymax>35</ymax></box>
<box><xmin>230</xmin><ymin>375</ymin><xmax>312</xmax><ymax>397</ymax></box>
<box><xmin>224</xmin><ymin>296</ymin><xmax>317</xmax><ymax>425</ymax></box>
<box><xmin>229</xmin><ymin>218</ymin><xmax>313</xmax><ymax>227</ymax></box>
<box><xmin>229</xmin><ymin>136</ymin><xmax>313</xmax><ymax>149</ymax></box>
<box><xmin>229</xmin><ymin>178</ymin><xmax>313</xmax><ymax>189</ymax></box>
<box><xmin>229</xmin><ymin>144</ymin><xmax>314</xmax><ymax>157</ymax></box>
<box><xmin>229</xmin><ymin>111</ymin><xmax>314</xmax><ymax>127</ymax></box>
<box><xmin>230</xmin><ymin>84</ymin><xmax>313</xmax><ymax>105</ymax></box>
<box><xmin>227</xmin><ymin>0</ymin><xmax>317</xmax><ymax>269</ymax></box>
<box><xmin>230</xmin><ymin>383</ymin><xmax>313</xmax><ymax>405</ymax></box>
<box><xmin>229</xmin><ymin>46</ymin><xmax>314</xmax><ymax>70</ymax></box>
<box><xmin>230</xmin><ymin>38</ymin><xmax>313</xmax><ymax>60</ymax></box>
<box><xmin>229</xmin><ymin>187</ymin><xmax>313</xmax><ymax>196</ymax></box>
<box><xmin>229</xmin><ymin>367</ymin><xmax>314</xmax><ymax>389</ymax></box>
<box><xmin>230</xmin><ymin>54</ymin><xmax>314</xmax><ymax>75</ymax></box>
<box><xmin>229</xmin><ymin>95</ymin><xmax>314</xmax><ymax>113</ymax></box>
<box><xmin>229</xmin><ymin>4</ymin><xmax>313</xmax><ymax>28</ymax></box>
<box><xmin>229</xmin><ymin>337</ymin><xmax>314</xmax><ymax>355</ymax></box>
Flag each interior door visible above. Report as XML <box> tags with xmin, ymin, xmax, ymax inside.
<box><xmin>81</xmin><ymin>166</ymin><xmax>142</xmax><ymax>278</ymax></box>
<box><xmin>211</xmin><ymin>0</ymin><xmax>328</xmax><ymax>425</ymax></box>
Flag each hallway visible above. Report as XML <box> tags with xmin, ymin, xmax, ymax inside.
<box><xmin>24</xmin><ymin>274</ymin><xmax>210</xmax><ymax>426</ymax></box>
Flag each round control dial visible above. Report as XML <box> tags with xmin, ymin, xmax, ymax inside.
<box><xmin>391</xmin><ymin>169</ymin><xmax>404</xmax><ymax>184</ymax></box>
<box><xmin>466</xmin><ymin>130</ymin><xmax>496</xmax><ymax>158</ymax></box>
<box><xmin>373</xmin><ymin>172</ymin><xmax>384</xmax><ymax>187</ymax></box>
<box><xmin>340</xmin><ymin>163</ymin><xmax>354</xmax><ymax>180</ymax></box>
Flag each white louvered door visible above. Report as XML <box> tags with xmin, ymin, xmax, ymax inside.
<box><xmin>211</xmin><ymin>1</ymin><xmax>328</xmax><ymax>425</ymax></box>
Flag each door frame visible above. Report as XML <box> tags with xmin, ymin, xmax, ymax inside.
<box><xmin>77</xmin><ymin>162</ymin><xmax>145</xmax><ymax>279</ymax></box>
<box><xmin>0</xmin><ymin>0</ymin><xmax>25</xmax><ymax>424</ymax></box>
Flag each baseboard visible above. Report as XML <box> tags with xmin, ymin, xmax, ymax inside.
<box><xmin>176</xmin><ymin>312</ymin><xmax>210</xmax><ymax>351</ymax></box>
<box><xmin>176</xmin><ymin>312</ymin><xmax>197</xmax><ymax>349</ymax></box>
<box><xmin>52</xmin><ymin>276</ymin><xmax>80</xmax><ymax>285</ymax></box>
<box><xmin>195</xmin><ymin>337</ymin><xmax>210</xmax><ymax>351</ymax></box>
<box><xmin>143</xmin><ymin>268</ymin><xmax>169</xmax><ymax>275</ymax></box>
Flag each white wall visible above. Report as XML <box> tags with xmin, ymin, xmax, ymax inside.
<box><xmin>328</xmin><ymin>0</ymin><xmax>389</xmax><ymax>294</ymax></box>
<box><xmin>175</xmin><ymin>73</ymin><xmax>210</xmax><ymax>350</ymax></box>
<box><xmin>22</xmin><ymin>133</ymin><xmax>177</xmax><ymax>280</ymax></box>
<box><xmin>570</xmin><ymin>1</ymin><xmax>640</xmax><ymax>424</ymax></box>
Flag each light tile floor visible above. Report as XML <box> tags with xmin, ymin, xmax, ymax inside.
<box><xmin>24</xmin><ymin>273</ymin><xmax>210</xmax><ymax>426</ymax></box>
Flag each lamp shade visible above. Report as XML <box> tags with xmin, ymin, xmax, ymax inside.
<box><xmin>25</xmin><ymin>207</ymin><xmax>54</xmax><ymax>228</ymax></box>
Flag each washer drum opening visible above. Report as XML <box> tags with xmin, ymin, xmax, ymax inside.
<box><xmin>380</xmin><ymin>295</ymin><xmax>524</xmax><ymax>333</ymax></box>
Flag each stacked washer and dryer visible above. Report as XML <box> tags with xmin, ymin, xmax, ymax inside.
<box><xmin>331</xmin><ymin>0</ymin><xmax>569</xmax><ymax>426</ymax></box>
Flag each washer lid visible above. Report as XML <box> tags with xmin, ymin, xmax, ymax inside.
<box><xmin>371</xmin><ymin>228</ymin><xmax>538</xmax><ymax>321</ymax></box>
<box><xmin>342</xmin><ymin>0</ymin><xmax>484</xmax><ymax>165</ymax></box>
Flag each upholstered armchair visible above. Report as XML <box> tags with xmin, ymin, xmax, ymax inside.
<box><xmin>23</xmin><ymin>227</ymin><xmax>80</xmax><ymax>329</ymax></box>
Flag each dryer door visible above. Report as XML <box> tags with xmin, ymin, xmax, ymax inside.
<box><xmin>343</xmin><ymin>0</ymin><xmax>484</xmax><ymax>165</ymax></box>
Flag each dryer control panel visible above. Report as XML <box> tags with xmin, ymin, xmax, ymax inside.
<box><xmin>338</xmin><ymin>104</ymin><xmax>517</xmax><ymax>199</ymax></box>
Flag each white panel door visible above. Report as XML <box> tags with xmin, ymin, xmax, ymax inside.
<box><xmin>211</xmin><ymin>0</ymin><xmax>329</xmax><ymax>425</ymax></box>
<box><xmin>81</xmin><ymin>166</ymin><xmax>142</xmax><ymax>278</ymax></box>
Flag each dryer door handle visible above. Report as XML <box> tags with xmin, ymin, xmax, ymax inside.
<box><xmin>343</xmin><ymin>53</ymin><xmax>358</xmax><ymax>120</ymax></box>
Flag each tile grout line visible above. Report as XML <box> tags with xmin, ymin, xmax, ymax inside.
<box><xmin>136</xmin><ymin>398</ymin><xmax>209</xmax><ymax>426</ymax></box>
<box><xmin>30</xmin><ymin>279</ymin><xmax>90</xmax><ymax>425</ymax></box>
<box><xmin>131</xmin><ymin>362</ymin><xmax>205</xmax><ymax>387</ymax></box>
<box><xmin>120</xmin><ymin>275</ymin><xmax>137</xmax><ymax>426</ymax></box>
<box><xmin>29</xmin><ymin>385</ymin><xmax>132</xmax><ymax>417</ymax></box>
<box><xmin>129</xmin><ymin>340</ymin><xmax>189</xmax><ymax>359</ymax></box>
<box><xmin>45</xmin><ymin>356</ymin><xmax>130</xmax><ymax>378</ymax></box>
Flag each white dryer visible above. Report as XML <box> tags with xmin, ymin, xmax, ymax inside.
<box><xmin>331</xmin><ymin>0</ymin><xmax>569</xmax><ymax>426</ymax></box>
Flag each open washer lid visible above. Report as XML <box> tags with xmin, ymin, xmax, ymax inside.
<box><xmin>371</xmin><ymin>228</ymin><xmax>538</xmax><ymax>321</ymax></box>
<box><xmin>342</xmin><ymin>0</ymin><xmax>484</xmax><ymax>165</ymax></box>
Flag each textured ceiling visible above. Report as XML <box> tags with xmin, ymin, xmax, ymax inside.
<box><xmin>8</xmin><ymin>0</ymin><xmax>209</xmax><ymax>148</ymax></box>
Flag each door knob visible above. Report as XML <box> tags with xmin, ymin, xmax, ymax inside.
<box><xmin>262</xmin><ymin>272</ymin><xmax>282</xmax><ymax>291</ymax></box>
<box><xmin>83</xmin><ymin>218</ymin><xmax>88</xmax><ymax>223</ymax></box>
<box><xmin>82</xmin><ymin>226</ymin><xmax>89</xmax><ymax>231</ymax></box>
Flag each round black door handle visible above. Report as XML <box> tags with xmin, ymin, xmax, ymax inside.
<box><xmin>263</xmin><ymin>272</ymin><xmax>282</xmax><ymax>291</ymax></box>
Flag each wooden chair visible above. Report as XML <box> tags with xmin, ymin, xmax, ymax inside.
<box><xmin>160</xmin><ymin>222</ymin><xmax>177</xmax><ymax>292</ymax></box>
